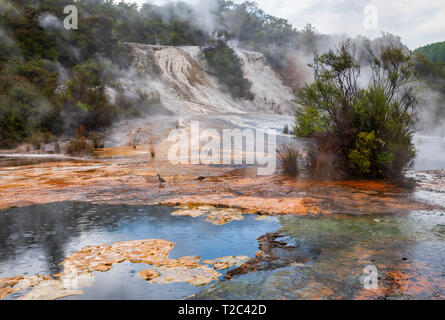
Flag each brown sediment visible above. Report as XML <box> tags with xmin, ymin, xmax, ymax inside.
<box><xmin>355</xmin><ymin>261</ymin><xmax>445</xmax><ymax>300</ymax></box>
<box><xmin>0</xmin><ymin>143</ymin><xmax>442</xmax><ymax>215</ymax></box>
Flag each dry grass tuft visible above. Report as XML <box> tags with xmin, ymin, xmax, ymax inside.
<box><xmin>277</xmin><ymin>143</ymin><xmax>299</xmax><ymax>176</ymax></box>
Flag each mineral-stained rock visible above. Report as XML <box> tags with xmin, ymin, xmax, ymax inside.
<box><xmin>2</xmin><ymin>238</ymin><xmax>247</xmax><ymax>299</ymax></box>
<box><xmin>1</xmin><ymin>271</ymin><xmax>95</xmax><ymax>301</ymax></box>
<box><xmin>0</xmin><ymin>276</ymin><xmax>24</xmax><ymax>289</ymax></box>
<box><xmin>0</xmin><ymin>275</ymin><xmax>53</xmax><ymax>299</ymax></box>
<box><xmin>62</xmin><ymin>239</ymin><xmax>175</xmax><ymax>272</ymax></box>
<box><xmin>171</xmin><ymin>208</ymin><xmax>208</xmax><ymax>218</ymax></box>
<box><xmin>0</xmin><ymin>287</ymin><xmax>14</xmax><ymax>299</ymax></box>
<box><xmin>147</xmin><ymin>265</ymin><xmax>222</xmax><ymax>286</ymax></box>
<box><xmin>138</xmin><ymin>255</ymin><xmax>222</xmax><ymax>286</ymax></box>
<box><xmin>139</xmin><ymin>269</ymin><xmax>160</xmax><ymax>281</ymax></box>
<box><xmin>1</xmin><ymin>239</ymin><xmax>175</xmax><ymax>300</ymax></box>
<box><xmin>62</xmin><ymin>240</ymin><xmax>226</xmax><ymax>287</ymax></box>
<box><xmin>165</xmin><ymin>256</ymin><xmax>201</xmax><ymax>268</ymax></box>
<box><xmin>171</xmin><ymin>206</ymin><xmax>245</xmax><ymax>225</ymax></box>
<box><xmin>204</xmin><ymin>209</ymin><xmax>244</xmax><ymax>225</ymax></box>
<box><xmin>203</xmin><ymin>256</ymin><xmax>250</xmax><ymax>270</ymax></box>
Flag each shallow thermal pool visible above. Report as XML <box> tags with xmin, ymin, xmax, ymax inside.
<box><xmin>1</xmin><ymin>201</ymin><xmax>445</xmax><ymax>300</ymax></box>
<box><xmin>194</xmin><ymin>210</ymin><xmax>445</xmax><ymax>300</ymax></box>
<box><xmin>0</xmin><ymin>202</ymin><xmax>280</xmax><ymax>300</ymax></box>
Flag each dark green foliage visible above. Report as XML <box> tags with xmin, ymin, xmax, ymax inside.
<box><xmin>115</xmin><ymin>90</ymin><xmax>164</xmax><ymax>119</ymax></box>
<box><xmin>295</xmin><ymin>42</ymin><xmax>419</xmax><ymax>179</ymax></box>
<box><xmin>415</xmin><ymin>41</ymin><xmax>445</xmax><ymax>64</ymax></box>
<box><xmin>63</xmin><ymin>62</ymin><xmax>118</xmax><ymax>132</ymax></box>
<box><xmin>0</xmin><ymin>60</ymin><xmax>59</xmax><ymax>147</ymax></box>
<box><xmin>204</xmin><ymin>40</ymin><xmax>254</xmax><ymax>100</ymax></box>
<box><xmin>0</xmin><ymin>0</ymin><xmax>430</xmax><ymax>150</ymax></box>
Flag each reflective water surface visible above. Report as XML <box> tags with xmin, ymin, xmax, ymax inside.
<box><xmin>0</xmin><ymin>202</ymin><xmax>280</xmax><ymax>299</ymax></box>
<box><xmin>1</xmin><ymin>201</ymin><xmax>444</xmax><ymax>299</ymax></box>
<box><xmin>195</xmin><ymin>210</ymin><xmax>445</xmax><ymax>300</ymax></box>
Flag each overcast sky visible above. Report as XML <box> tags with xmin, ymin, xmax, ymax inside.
<box><xmin>125</xmin><ymin>0</ymin><xmax>445</xmax><ymax>49</ymax></box>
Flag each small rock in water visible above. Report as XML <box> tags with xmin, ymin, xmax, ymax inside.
<box><xmin>202</xmin><ymin>256</ymin><xmax>250</xmax><ymax>270</ymax></box>
<box><xmin>139</xmin><ymin>269</ymin><xmax>160</xmax><ymax>281</ymax></box>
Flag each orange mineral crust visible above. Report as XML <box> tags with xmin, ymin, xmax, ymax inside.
<box><xmin>0</xmin><ymin>151</ymin><xmax>441</xmax><ymax>215</ymax></box>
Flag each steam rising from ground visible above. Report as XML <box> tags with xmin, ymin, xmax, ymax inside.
<box><xmin>38</xmin><ymin>13</ymin><xmax>63</xmax><ymax>30</ymax></box>
<box><xmin>2</xmin><ymin>0</ymin><xmax>444</xmax><ymax>138</ymax></box>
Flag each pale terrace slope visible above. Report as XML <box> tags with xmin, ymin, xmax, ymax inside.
<box><xmin>112</xmin><ymin>43</ymin><xmax>297</xmax><ymax>115</ymax></box>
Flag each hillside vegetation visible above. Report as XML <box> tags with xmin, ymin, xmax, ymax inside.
<box><xmin>416</xmin><ymin>41</ymin><xmax>445</xmax><ymax>64</ymax></box>
<box><xmin>413</xmin><ymin>52</ymin><xmax>445</xmax><ymax>125</ymax></box>
<box><xmin>1</xmin><ymin>0</ymin><xmax>443</xmax><ymax>152</ymax></box>
<box><xmin>0</xmin><ymin>0</ymin><xmax>316</xmax><ymax>148</ymax></box>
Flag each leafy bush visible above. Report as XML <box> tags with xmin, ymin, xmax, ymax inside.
<box><xmin>295</xmin><ymin>41</ymin><xmax>419</xmax><ymax>179</ymax></box>
<box><xmin>348</xmin><ymin>131</ymin><xmax>376</xmax><ymax>174</ymax></box>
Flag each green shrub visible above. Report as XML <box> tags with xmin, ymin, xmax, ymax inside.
<box><xmin>295</xmin><ymin>41</ymin><xmax>419</xmax><ymax>179</ymax></box>
<box><xmin>294</xmin><ymin>106</ymin><xmax>325</xmax><ymax>137</ymax></box>
<box><xmin>348</xmin><ymin>131</ymin><xmax>377</xmax><ymax>175</ymax></box>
